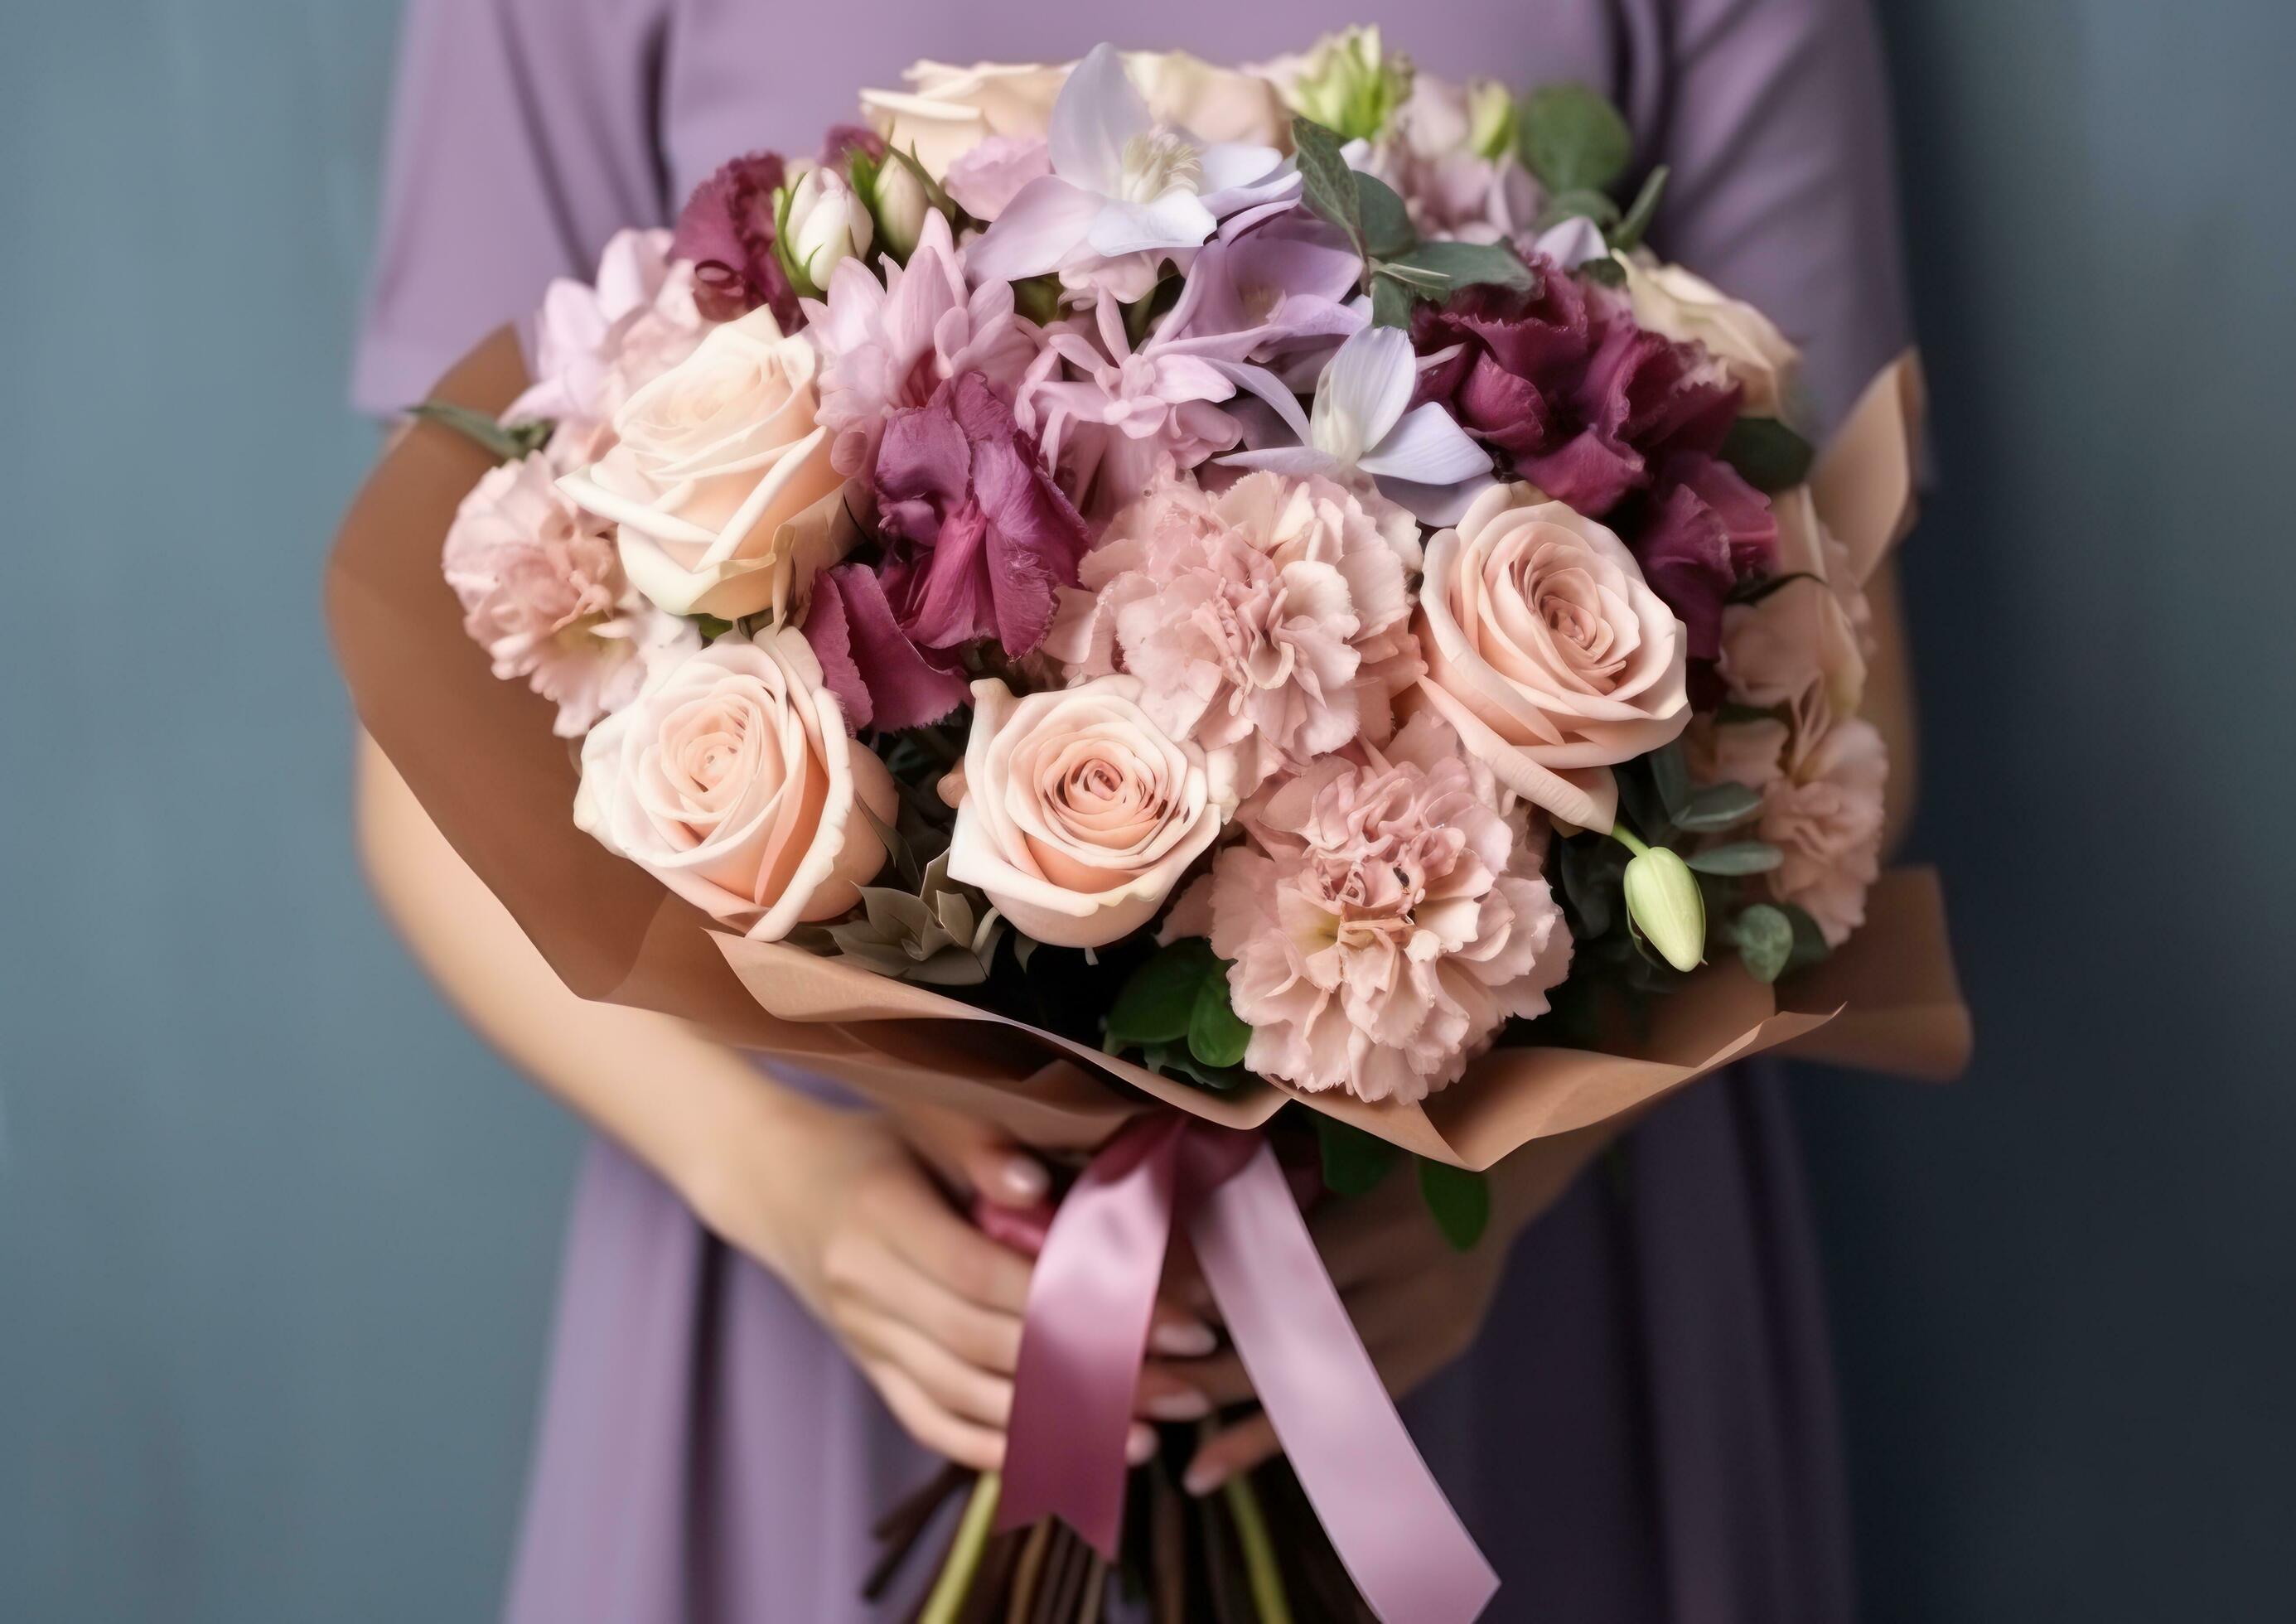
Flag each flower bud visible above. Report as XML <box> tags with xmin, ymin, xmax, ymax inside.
<box><xmin>1622</xmin><ymin>845</ymin><xmax>1707</xmax><ymax>973</ymax></box>
<box><xmin>1291</xmin><ymin>25</ymin><xmax>1413</xmax><ymax>143</ymax></box>
<box><xmin>1466</xmin><ymin>80</ymin><xmax>1517</xmax><ymax>162</ymax></box>
<box><xmin>780</xmin><ymin>166</ymin><xmax>872</xmax><ymax>296</ymax></box>
<box><xmin>869</xmin><ymin>154</ymin><xmax>932</xmax><ymax>262</ymax></box>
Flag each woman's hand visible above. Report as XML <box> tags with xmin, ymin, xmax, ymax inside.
<box><xmin>1156</xmin><ymin>1124</ymin><xmax>1617</xmax><ymax>1495</ymax></box>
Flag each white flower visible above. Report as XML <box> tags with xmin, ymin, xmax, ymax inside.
<box><xmin>964</xmin><ymin>44</ymin><xmax>1299</xmax><ymax>299</ymax></box>
<box><xmin>781</xmin><ymin>166</ymin><xmax>874</xmax><ymax>296</ymax></box>
<box><xmin>1218</xmin><ymin>325</ymin><xmax>1491</xmax><ymax>524</ymax></box>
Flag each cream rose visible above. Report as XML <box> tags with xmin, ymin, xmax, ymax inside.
<box><xmin>573</xmin><ymin>629</ymin><xmax>895</xmax><ymax>940</ymax></box>
<box><xmin>558</xmin><ymin>306</ymin><xmax>853</xmax><ymax>621</ymax></box>
<box><xmin>1414</xmin><ymin>484</ymin><xmax>1690</xmax><ymax>829</ymax></box>
<box><xmin>862</xmin><ymin>53</ymin><xmax>1288</xmax><ymax>179</ymax></box>
<box><xmin>1623</xmin><ymin>259</ymin><xmax>1802</xmax><ymax>419</ymax></box>
<box><xmin>945</xmin><ymin>676</ymin><xmax>1235</xmax><ymax>949</ymax></box>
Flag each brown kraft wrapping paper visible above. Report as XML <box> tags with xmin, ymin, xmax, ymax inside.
<box><xmin>330</xmin><ymin>328</ymin><xmax>1970</xmax><ymax>1172</ymax></box>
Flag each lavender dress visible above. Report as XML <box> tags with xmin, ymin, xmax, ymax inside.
<box><xmin>358</xmin><ymin>3</ymin><xmax>1911</xmax><ymax>1617</ymax></box>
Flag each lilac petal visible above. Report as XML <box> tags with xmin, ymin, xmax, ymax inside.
<box><xmin>1048</xmin><ymin>43</ymin><xmax>1148</xmax><ymax>195</ymax></box>
<box><xmin>1216</xmin><ymin>360</ymin><xmax>1316</xmax><ymax>444</ymax></box>
<box><xmin>1315</xmin><ymin>326</ymin><xmax>1418</xmax><ymax>458</ymax></box>
<box><xmin>1357</xmin><ymin>401</ymin><xmax>1492</xmax><ymax>485</ymax></box>
<box><xmin>1375</xmin><ymin>471</ymin><xmax>1498</xmax><ymax>528</ymax></box>
<box><xmin>1215</xmin><ymin>444</ymin><xmax>1342</xmax><ymax>476</ymax></box>
<box><xmin>1531</xmin><ymin>217</ymin><xmax>1609</xmax><ymax>270</ymax></box>
<box><xmin>964</xmin><ymin>176</ymin><xmax>1104</xmax><ymax>284</ymax></box>
<box><xmin>1086</xmin><ymin>191</ymin><xmax>1218</xmax><ymax>259</ymax></box>
<box><xmin>1196</xmin><ymin>143</ymin><xmax>1284</xmax><ymax>194</ymax></box>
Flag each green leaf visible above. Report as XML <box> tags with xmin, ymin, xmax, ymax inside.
<box><xmin>1718</xmin><ymin>416</ymin><xmax>1817</xmax><ymax>492</ymax></box>
<box><xmin>1674</xmin><ymin>781</ymin><xmax>1764</xmax><ymax>832</ymax></box>
<box><xmin>1417</xmin><ymin>1159</ymin><xmax>1491</xmax><ymax>1251</ymax></box>
<box><xmin>1775</xmin><ymin>901</ymin><xmax>1834</xmax><ymax>974</ymax></box>
<box><xmin>690</xmin><ymin>614</ymin><xmax>737</xmax><ymax>642</ymax></box>
<box><xmin>1608</xmin><ymin>163</ymin><xmax>1670</xmax><ymax>251</ymax></box>
<box><xmin>408</xmin><ymin>400</ymin><xmax>553</xmax><ymax>463</ymax></box>
<box><xmin>1647</xmin><ymin>741</ymin><xmax>1692</xmax><ymax>819</ymax></box>
<box><xmin>1105</xmin><ymin>938</ymin><xmax>1219</xmax><ymax>1048</ymax></box>
<box><xmin>1381</xmin><ymin>239</ymin><xmax>1537</xmax><ymax>297</ymax></box>
<box><xmin>1011</xmin><ymin>275</ymin><xmax>1064</xmax><ymax>326</ymax></box>
<box><xmin>1536</xmin><ymin>187</ymin><xmax>1622</xmax><ymax>230</ymax></box>
<box><xmin>1370</xmin><ymin>273</ymin><xmax>1415</xmax><ymax>329</ymax></box>
<box><xmin>1577</xmin><ymin>255</ymin><xmax>1627</xmax><ymax>289</ymax></box>
<box><xmin>1290</xmin><ymin>115</ymin><xmax>1364</xmax><ymax>260</ymax></box>
<box><xmin>1187</xmin><ymin>970</ymin><xmax>1252</xmax><ymax>1070</ymax></box>
<box><xmin>1355</xmin><ymin>171</ymin><xmax>1415</xmax><ymax>259</ymax></box>
<box><xmin>1733</xmin><ymin>903</ymin><xmax>1795</xmax><ymax>983</ymax></box>
<box><xmin>1316</xmin><ymin>1117</ymin><xmax>1397</xmax><ymax>1198</ymax></box>
<box><xmin>1686</xmin><ymin>841</ymin><xmax>1785</xmax><ymax>877</ymax></box>
<box><xmin>1517</xmin><ymin>82</ymin><xmax>1633</xmax><ymax>195</ymax></box>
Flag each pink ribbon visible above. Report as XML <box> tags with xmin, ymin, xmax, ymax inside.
<box><xmin>996</xmin><ymin>1115</ymin><xmax>1500</xmax><ymax>1624</ymax></box>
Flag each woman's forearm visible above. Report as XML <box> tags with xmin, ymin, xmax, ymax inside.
<box><xmin>353</xmin><ymin>728</ymin><xmax>829</xmax><ymax>1232</ymax></box>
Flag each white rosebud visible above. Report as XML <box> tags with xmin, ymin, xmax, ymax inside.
<box><xmin>781</xmin><ymin>167</ymin><xmax>873</xmax><ymax>295</ymax></box>
<box><xmin>869</xmin><ymin>155</ymin><xmax>932</xmax><ymax>263</ymax></box>
<box><xmin>1622</xmin><ymin>845</ymin><xmax>1708</xmax><ymax>973</ymax></box>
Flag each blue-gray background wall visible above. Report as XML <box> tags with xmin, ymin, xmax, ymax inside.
<box><xmin>1</xmin><ymin>2</ymin><xmax>2288</xmax><ymax>1620</ymax></box>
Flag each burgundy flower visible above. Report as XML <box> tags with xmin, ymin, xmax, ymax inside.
<box><xmin>819</xmin><ymin>124</ymin><xmax>888</xmax><ymax>167</ymax></box>
<box><xmin>1639</xmin><ymin>457</ymin><xmax>1780</xmax><ymax>660</ymax></box>
<box><xmin>1415</xmin><ymin>260</ymin><xmax>1742</xmax><ymax>518</ymax></box>
<box><xmin>872</xmin><ymin>373</ymin><xmax>1090</xmax><ymax>660</ymax></box>
<box><xmin>672</xmin><ymin>151</ymin><xmax>800</xmax><ymax>327</ymax></box>
<box><xmin>801</xmin><ymin>563</ymin><xmax>970</xmax><ymax>732</ymax></box>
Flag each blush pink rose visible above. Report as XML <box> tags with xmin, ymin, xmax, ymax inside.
<box><xmin>1413</xmin><ymin>483</ymin><xmax>1690</xmax><ymax>829</ymax></box>
<box><xmin>442</xmin><ymin>450</ymin><xmax>698</xmax><ymax>737</ymax></box>
<box><xmin>573</xmin><ymin>630</ymin><xmax>896</xmax><ymax>940</ymax></box>
<box><xmin>945</xmin><ymin>675</ymin><xmax>1234</xmax><ymax>949</ymax></box>
<box><xmin>1757</xmin><ymin>718</ymin><xmax>1888</xmax><ymax>945</ymax></box>
<box><xmin>1046</xmin><ymin>468</ymin><xmax>1421</xmax><ymax>794</ymax></box>
<box><xmin>558</xmin><ymin>307</ymin><xmax>853</xmax><ymax>621</ymax></box>
<box><xmin>1202</xmin><ymin>713</ymin><xmax>1571</xmax><ymax>1104</ymax></box>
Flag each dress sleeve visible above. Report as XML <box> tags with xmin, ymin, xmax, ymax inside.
<box><xmin>352</xmin><ymin>0</ymin><xmax>672</xmax><ymax>415</ymax></box>
<box><xmin>1627</xmin><ymin>0</ymin><xmax>1914</xmax><ymax>437</ymax></box>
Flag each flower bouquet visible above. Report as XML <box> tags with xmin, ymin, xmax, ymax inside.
<box><xmin>332</xmin><ymin>30</ymin><xmax>1968</xmax><ymax>1622</ymax></box>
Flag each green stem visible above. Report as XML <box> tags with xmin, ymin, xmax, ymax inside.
<box><xmin>1607</xmin><ymin>822</ymin><xmax>1652</xmax><ymax>859</ymax></box>
<box><xmin>1222</xmin><ymin>1472</ymin><xmax>1293</xmax><ymax>1624</ymax></box>
<box><xmin>917</xmin><ymin>1471</ymin><xmax>1001</xmax><ymax>1624</ymax></box>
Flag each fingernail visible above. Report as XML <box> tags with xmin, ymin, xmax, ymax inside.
<box><xmin>1000</xmin><ymin>1156</ymin><xmax>1049</xmax><ymax>1203</ymax></box>
<box><xmin>1182</xmin><ymin>1458</ymin><xmax>1227</xmax><ymax>1497</ymax></box>
<box><xmin>1149</xmin><ymin>1318</ymin><xmax>1217</xmax><ymax>1359</ymax></box>
<box><xmin>1126</xmin><ymin>1425</ymin><xmax>1158</xmax><ymax>1467</ymax></box>
<box><xmin>1143</xmin><ymin>1388</ymin><xmax>1211</xmax><ymax>1423</ymax></box>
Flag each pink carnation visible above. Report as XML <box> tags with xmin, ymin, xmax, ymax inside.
<box><xmin>803</xmin><ymin>210</ymin><xmax>1042</xmax><ymax>481</ymax></box>
<box><xmin>1046</xmin><ymin>468</ymin><xmax>1421</xmax><ymax>793</ymax></box>
<box><xmin>1758</xmin><ymin>718</ymin><xmax>1888</xmax><ymax>946</ymax></box>
<box><xmin>506</xmin><ymin>229</ymin><xmax>707</xmax><ymax>432</ymax></box>
<box><xmin>442</xmin><ymin>449</ymin><xmax>698</xmax><ymax>737</ymax></box>
<box><xmin>1201</xmin><ymin>713</ymin><xmax>1571</xmax><ymax>1104</ymax></box>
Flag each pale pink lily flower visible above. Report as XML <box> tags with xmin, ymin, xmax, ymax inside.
<box><xmin>506</xmin><ymin>229</ymin><xmax>707</xmax><ymax>430</ymax></box>
<box><xmin>964</xmin><ymin>44</ymin><xmax>1299</xmax><ymax>301</ymax></box>
<box><xmin>801</xmin><ymin>210</ymin><xmax>1043</xmax><ymax>481</ymax></box>
<box><xmin>1218</xmin><ymin>324</ymin><xmax>1493</xmax><ymax>524</ymax></box>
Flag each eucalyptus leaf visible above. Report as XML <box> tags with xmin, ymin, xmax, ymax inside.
<box><xmin>1517</xmin><ymin>82</ymin><xmax>1633</xmax><ymax>194</ymax></box>
<box><xmin>408</xmin><ymin>400</ymin><xmax>553</xmax><ymax>464</ymax></box>
<box><xmin>1577</xmin><ymin>255</ymin><xmax>1627</xmax><ymax>289</ymax></box>
<box><xmin>1718</xmin><ymin>416</ymin><xmax>1816</xmax><ymax>492</ymax></box>
<box><xmin>1733</xmin><ymin>903</ymin><xmax>1795</xmax><ymax>984</ymax></box>
<box><xmin>1417</xmin><ymin>1159</ymin><xmax>1492</xmax><ymax>1252</ymax></box>
<box><xmin>1356</xmin><ymin>171</ymin><xmax>1415</xmax><ymax>259</ymax></box>
<box><xmin>1290</xmin><ymin>116</ymin><xmax>1364</xmax><ymax>259</ymax></box>
<box><xmin>1609</xmin><ymin>163</ymin><xmax>1670</xmax><ymax>251</ymax></box>
<box><xmin>1316</xmin><ymin>1117</ymin><xmax>1398</xmax><ymax>1198</ymax></box>
<box><xmin>1686</xmin><ymin>841</ymin><xmax>1785</xmax><ymax>877</ymax></box>
<box><xmin>1382</xmin><ymin>239</ymin><xmax>1538</xmax><ymax>296</ymax></box>
<box><xmin>1674</xmin><ymin>781</ymin><xmax>1764</xmax><ymax>832</ymax></box>
<box><xmin>1105</xmin><ymin>937</ymin><xmax>1219</xmax><ymax>1047</ymax></box>
<box><xmin>1559</xmin><ymin>836</ymin><xmax>1625</xmax><ymax>939</ymax></box>
<box><xmin>1647</xmin><ymin>741</ymin><xmax>1692</xmax><ymax>819</ymax></box>
<box><xmin>1139</xmin><ymin>1042</ymin><xmax>1249</xmax><ymax>1093</ymax></box>
<box><xmin>1187</xmin><ymin>971</ymin><xmax>1252</xmax><ymax>1069</ymax></box>
<box><xmin>1776</xmin><ymin>901</ymin><xmax>1833</xmax><ymax>974</ymax></box>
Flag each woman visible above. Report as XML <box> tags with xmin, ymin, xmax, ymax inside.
<box><xmin>355</xmin><ymin>2</ymin><xmax>1919</xmax><ymax>1617</ymax></box>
